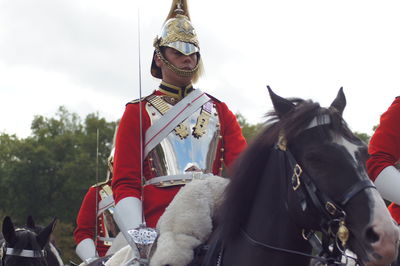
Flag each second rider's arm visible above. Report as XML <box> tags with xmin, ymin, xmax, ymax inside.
<box><xmin>367</xmin><ymin>97</ymin><xmax>400</xmax><ymax>205</ymax></box>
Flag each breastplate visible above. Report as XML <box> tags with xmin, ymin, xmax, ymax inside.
<box><xmin>98</xmin><ymin>185</ymin><xmax>119</xmax><ymax>246</ymax></box>
<box><xmin>145</xmin><ymin>96</ymin><xmax>221</xmax><ymax>177</ymax></box>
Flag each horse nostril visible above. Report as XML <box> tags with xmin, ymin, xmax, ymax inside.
<box><xmin>365</xmin><ymin>226</ymin><xmax>380</xmax><ymax>243</ymax></box>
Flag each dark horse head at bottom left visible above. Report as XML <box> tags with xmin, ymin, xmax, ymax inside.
<box><xmin>1</xmin><ymin>216</ymin><xmax>63</xmax><ymax>266</ymax></box>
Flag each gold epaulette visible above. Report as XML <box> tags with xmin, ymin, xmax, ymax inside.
<box><xmin>99</xmin><ymin>184</ymin><xmax>112</xmax><ymax>199</ymax></box>
<box><xmin>146</xmin><ymin>94</ymin><xmax>190</xmax><ymax>139</ymax></box>
<box><xmin>127</xmin><ymin>97</ymin><xmax>146</xmax><ymax>105</ymax></box>
<box><xmin>91</xmin><ymin>183</ymin><xmax>112</xmax><ymax>199</ymax></box>
<box><xmin>91</xmin><ymin>179</ymin><xmax>111</xmax><ymax>188</ymax></box>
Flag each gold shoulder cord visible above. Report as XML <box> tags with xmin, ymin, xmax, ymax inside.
<box><xmin>146</xmin><ymin>95</ymin><xmax>189</xmax><ymax>139</ymax></box>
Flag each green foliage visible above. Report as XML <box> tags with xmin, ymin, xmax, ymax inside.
<box><xmin>354</xmin><ymin>131</ymin><xmax>371</xmax><ymax>144</ymax></box>
<box><xmin>0</xmin><ymin>106</ymin><xmax>116</xmax><ymax>262</ymax></box>
<box><xmin>236</xmin><ymin>113</ymin><xmax>264</xmax><ymax>142</ymax></box>
<box><xmin>53</xmin><ymin>220</ymin><xmax>81</xmax><ymax>264</ymax></box>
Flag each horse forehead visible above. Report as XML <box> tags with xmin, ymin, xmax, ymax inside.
<box><xmin>332</xmin><ymin>134</ymin><xmax>362</xmax><ymax>162</ymax></box>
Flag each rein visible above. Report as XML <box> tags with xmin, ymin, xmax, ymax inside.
<box><xmin>240</xmin><ymin>229</ymin><xmax>349</xmax><ymax>265</ymax></box>
<box><xmin>239</xmin><ymin>116</ymin><xmax>376</xmax><ymax>266</ymax></box>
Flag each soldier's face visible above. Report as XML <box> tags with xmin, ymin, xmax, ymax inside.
<box><xmin>163</xmin><ymin>47</ymin><xmax>198</xmax><ymax>70</ymax></box>
<box><xmin>155</xmin><ymin>47</ymin><xmax>198</xmax><ymax>86</ymax></box>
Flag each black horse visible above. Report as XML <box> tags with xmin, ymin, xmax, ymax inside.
<box><xmin>25</xmin><ymin>216</ymin><xmax>64</xmax><ymax>266</ymax></box>
<box><xmin>1</xmin><ymin>216</ymin><xmax>63</xmax><ymax>266</ymax></box>
<box><xmin>201</xmin><ymin>88</ymin><xmax>399</xmax><ymax>266</ymax></box>
<box><xmin>97</xmin><ymin>88</ymin><xmax>400</xmax><ymax>266</ymax></box>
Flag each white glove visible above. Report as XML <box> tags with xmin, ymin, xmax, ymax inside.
<box><xmin>75</xmin><ymin>238</ymin><xmax>98</xmax><ymax>264</ymax></box>
<box><xmin>375</xmin><ymin>165</ymin><xmax>400</xmax><ymax>205</ymax></box>
<box><xmin>113</xmin><ymin>197</ymin><xmax>143</xmax><ymax>247</ymax></box>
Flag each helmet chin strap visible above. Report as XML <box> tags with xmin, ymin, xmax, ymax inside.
<box><xmin>154</xmin><ymin>44</ymin><xmax>200</xmax><ymax>78</ymax></box>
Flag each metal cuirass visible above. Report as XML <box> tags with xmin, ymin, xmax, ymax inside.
<box><xmin>145</xmin><ymin>95</ymin><xmax>221</xmax><ymax>182</ymax></box>
<box><xmin>97</xmin><ymin>184</ymin><xmax>120</xmax><ymax>246</ymax></box>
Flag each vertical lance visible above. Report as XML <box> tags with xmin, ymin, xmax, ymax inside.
<box><xmin>94</xmin><ymin>128</ymin><xmax>100</xmax><ymax>247</ymax></box>
<box><xmin>125</xmin><ymin>7</ymin><xmax>158</xmax><ymax>266</ymax></box>
<box><xmin>137</xmin><ymin>7</ymin><xmax>145</xmax><ymax>226</ymax></box>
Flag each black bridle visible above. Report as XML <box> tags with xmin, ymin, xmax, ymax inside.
<box><xmin>239</xmin><ymin>140</ymin><xmax>376</xmax><ymax>266</ymax></box>
<box><xmin>287</xmin><ymin>145</ymin><xmax>375</xmax><ymax>264</ymax></box>
<box><xmin>1</xmin><ymin>228</ymin><xmax>48</xmax><ymax>266</ymax></box>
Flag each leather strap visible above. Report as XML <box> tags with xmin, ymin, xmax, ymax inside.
<box><xmin>144</xmin><ymin>89</ymin><xmax>210</xmax><ymax>158</ymax></box>
<box><xmin>97</xmin><ymin>236</ymin><xmax>115</xmax><ymax>242</ymax></box>
<box><xmin>98</xmin><ymin>194</ymin><xmax>114</xmax><ymax>215</ymax></box>
<box><xmin>337</xmin><ymin>179</ymin><xmax>376</xmax><ymax>205</ymax></box>
<box><xmin>5</xmin><ymin>248</ymin><xmax>45</xmax><ymax>258</ymax></box>
<box><xmin>145</xmin><ymin>173</ymin><xmax>214</xmax><ymax>187</ymax></box>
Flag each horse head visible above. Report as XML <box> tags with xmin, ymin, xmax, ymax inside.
<box><xmin>1</xmin><ymin>216</ymin><xmax>59</xmax><ymax>266</ymax></box>
<box><xmin>269</xmin><ymin>87</ymin><xmax>399</xmax><ymax>265</ymax></box>
<box><xmin>218</xmin><ymin>87</ymin><xmax>399</xmax><ymax>266</ymax></box>
<box><xmin>25</xmin><ymin>216</ymin><xmax>64</xmax><ymax>266</ymax></box>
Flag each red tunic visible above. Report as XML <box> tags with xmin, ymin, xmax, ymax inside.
<box><xmin>74</xmin><ymin>182</ymin><xmax>112</xmax><ymax>257</ymax></box>
<box><xmin>366</xmin><ymin>96</ymin><xmax>400</xmax><ymax>222</ymax></box>
<box><xmin>112</xmin><ymin>89</ymin><xmax>247</xmax><ymax>228</ymax></box>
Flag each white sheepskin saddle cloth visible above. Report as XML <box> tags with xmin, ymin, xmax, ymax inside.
<box><xmin>150</xmin><ymin>175</ymin><xmax>228</xmax><ymax>266</ymax></box>
<box><xmin>105</xmin><ymin>175</ymin><xmax>228</xmax><ymax>266</ymax></box>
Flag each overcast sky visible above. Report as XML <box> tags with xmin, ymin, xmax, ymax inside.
<box><xmin>1</xmin><ymin>0</ymin><xmax>399</xmax><ymax>138</ymax></box>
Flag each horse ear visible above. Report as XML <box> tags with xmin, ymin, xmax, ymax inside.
<box><xmin>2</xmin><ymin>216</ymin><xmax>17</xmax><ymax>245</ymax></box>
<box><xmin>267</xmin><ymin>86</ymin><xmax>295</xmax><ymax>117</ymax></box>
<box><xmin>330</xmin><ymin>87</ymin><xmax>346</xmax><ymax>116</ymax></box>
<box><xmin>36</xmin><ymin>217</ymin><xmax>57</xmax><ymax>249</ymax></box>
<box><xmin>27</xmin><ymin>215</ymin><xmax>35</xmax><ymax>229</ymax></box>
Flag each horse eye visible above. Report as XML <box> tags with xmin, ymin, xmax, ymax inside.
<box><xmin>304</xmin><ymin>152</ymin><xmax>328</xmax><ymax>168</ymax></box>
<box><xmin>356</xmin><ymin>147</ymin><xmax>369</xmax><ymax>163</ymax></box>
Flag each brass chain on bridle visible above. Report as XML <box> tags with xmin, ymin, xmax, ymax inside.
<box><xmin>238</xmin><ymin>129</ymin><xmax>375</xmax><ymax>266</ymax></box>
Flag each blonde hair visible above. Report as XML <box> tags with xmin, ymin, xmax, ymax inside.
<box><xmin>191</xmin><ymin>59</ymin><xmax>204</xmax><ymax>84</ymax></box>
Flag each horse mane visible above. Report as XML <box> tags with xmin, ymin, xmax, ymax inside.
<box><xmin>219</xmin><ymin>97</ymin><xmax>357</xmax><ymax>240</ymax></box>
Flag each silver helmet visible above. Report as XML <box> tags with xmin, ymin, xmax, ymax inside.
<box><xmin>151</xmin><ymin>0</ymin><xmax>203</xmax><ymax>82</ymax></box>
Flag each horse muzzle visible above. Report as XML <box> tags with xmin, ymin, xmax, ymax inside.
<box><xmin>361</xmin><ymin>216</ymin><xmax>400</xmax><ymax>266</ymax></box>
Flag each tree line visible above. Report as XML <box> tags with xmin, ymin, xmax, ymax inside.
<box><xmin>0</xmin><ymin>107</ymin><xmax>371</xmax><ymax>263</ymax></box>
<box><xmin>0</xmin><ymin>107</ymin><xmax>117</xmax><ymax>262</ymax></box>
